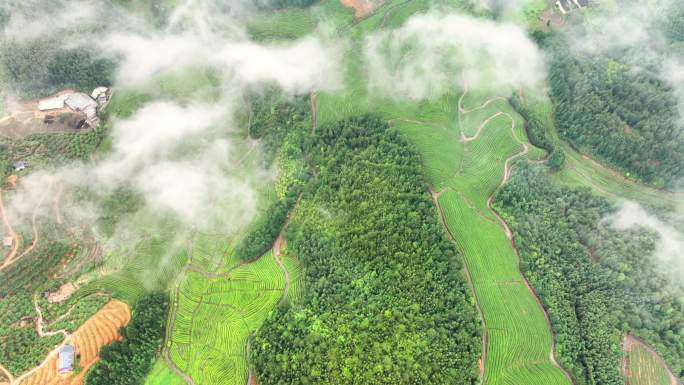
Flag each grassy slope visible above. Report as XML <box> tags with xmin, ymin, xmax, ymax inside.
<box><xmin>395</xmin><ymin>93</ymin><xmax>570</xmax><ymax>385</ymax></box>
<box><xmin>141</xmin><ymin>1</ymin><xmax>679</xmax><ymax>384</ymax></box>
<box><xmin>524</xmin><ymin>94</ymin><xmax>682</xmax><ymax>215</ymax></box>
<box><xmin>144</xmin><ymin>360</ymin><xmax>185</xmax><ymax>385</ymax></box>
<box><xmin>167</xmin><ymin>248</ymin><xmax>285</xmax><ymax>385</ymax></box>
<box><xmin>626</xmin><ymin>344</ymin><xmax>673</xmax><ymax>385</ymax></box>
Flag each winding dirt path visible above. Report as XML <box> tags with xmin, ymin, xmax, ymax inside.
<box><xmin>461</xmin><ymin>112</ymin><xmax>505</xmax><ymax>143</ymax></box>
<box><xmin>478</xmin><ymin>113</ymin><xmax>574</xmax><ymax>385</ymax></box>
<box><xmin>484</xmin><ymin>112</ymin><xmax>528</xmax><ymax>239</ymax></box>
<box><xmin>272</xmin><ymin>233</ymin><xmax>290</xmax><ymax>307</ymax></box>
<box><xmin>272</xmin><ymin>197</ymin><xmax>300</xmax><ymax>306</ymax></box>
<box><xmin>33</xmin><ymin>295</ymin><xmax>69</xmax><ymax>339</ymax></box>
<box><xmin>458</xmin><ymin>77</ymin><xmax>507</xmax><ymax>115</ymax></box>
<box><xmin>0</xmin><ymin>363</ymin><xmax>14</xmax><ymax>384</ymax></box>
<box><xmin>15</xmin><ymin>190</ymin><xmax>49</xmax><ymax>263</ymax></box>
<box><xmin>15</xmin><ymin>300</ymin><xmax>131</xmax><ymax>385</ymax></box>
<box><xmin>0</xmin><ymin>189</ymin><xmax>19</xmax><ymax>268</ymax></box>
<box><xmin>446</xmin><ymin>87</ymin><xmax>575</xmax><ymax>384</ymax></box>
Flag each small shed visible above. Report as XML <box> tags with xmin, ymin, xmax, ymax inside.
<box><xmin>57</xmin><ymin>344</ymin><xmax>75</xmax><ymax>374</ymax></box>
<box><xmin>91</xmin><ymin>87</ymin><xmax>109</xmax><ymax>104</ymax></box>
<box><xmin>3</xmin><ymin>236</ymin><xmax>12</xmax><ymax>247</ymax></box>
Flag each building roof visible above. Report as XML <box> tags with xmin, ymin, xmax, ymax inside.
<box><xmin>58</xmin><ymin>344</ymin><xmax>75</xmax><ymax>373</ymax></box>
<box><xmin>38</xmin><ymin>93</ymin><xmax>71</xmax><ymax>111</ymax></box>
<box><xmin>91</xmin><ymin>87</ymin><xmax>109</xmax><ymax>99</ymax></box>
<box><xmin>65</xmin><ymin>93</ymin><xmax>97</xmax><ymax>112</ymax></box>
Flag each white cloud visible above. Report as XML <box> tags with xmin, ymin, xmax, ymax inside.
<box><xmin>663</xmin><ymin>58</ymin><xmax>684</xmax><ymax>126</ymax></box>
<box><xmin>106</xmin><ymin>33</ymin><xmax>342</xmax><ymax>93</ymax></box>
<box><xmin>4</xmin><ymin>0</ymin><xmax>341</xmax><ymax>238</ymax></box>
<box><xmin>1</xmin><ymin>1</ymin><xmax>98</xmax><ymax>41</ymax></box>
<box><xmin>364</xmin><ymin>11</ymin><xmax>545</xmax><ymax>100</ymax></box>
<box><xmin>609</xmin><ymin>201</ymin><xmax>684</xmax><ymax>282</ymax></box>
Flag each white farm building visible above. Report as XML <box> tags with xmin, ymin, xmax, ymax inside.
<box><xmin>36</xmin><ymin>87</ymin><xmax>108</xmax><ymax>128</ymax></box>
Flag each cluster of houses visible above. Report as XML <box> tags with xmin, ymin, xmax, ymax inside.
<box><xmin>37</xmin><ymin>87</ymin><xmax>110</xmax><ymax>129</ymax></box>
<box><xmin>3</xmin><ymin>87</ymin><xmax>111</xmax><ymax>173</ymax></box>
<box><xmin>555</xmin><ymin>0</ymin><xmax>589</xmax><ymax>14</ymax></box>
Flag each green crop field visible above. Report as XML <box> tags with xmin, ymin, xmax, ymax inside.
<box><xmin>391</xmin><ymin>93</ymin><xmax>572</xmax><ymax>385</ymax></box>
<box><xmin>144</xmin><ymin>360</ymin><xmax>186</xmax><ymax>385</ymax></box>
<box><xmin>626</xmin><ymin>342</ymin><xmax>673</xmax><ymax>385</ymax></box>
<box><xmin>166</xmin><ymin>247</ymin><xmax>289</xmax><ymax>385</ymax></box>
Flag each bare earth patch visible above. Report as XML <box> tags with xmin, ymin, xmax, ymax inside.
<box><xmin>6</xmin><ymin>176</ymin><xmax>18</xmax><ymax>189</ymax></box>
<box><xmin>47</xmin><ymin>283</ymin><xmax>79</xmax><ymax>304</ymax></box>
<box><xmin>340</xmin><ymin>0</ymin><xmax>377</xmax><ymax>18</ymax></box>
<box><xmin>18</xmin><ymin>300</ymin><xmax>131</xmax><ymax>385</ymax></box>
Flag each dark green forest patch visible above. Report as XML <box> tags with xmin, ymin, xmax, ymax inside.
<box><xmin>250</xmin><ymin>115</ymin><xmax>481</xmax><ymax>385</ymax></box>
<box><xmin>494</xmin><ymin>163</ymin><xmax>684</xmax><ymax>385</ymax></box>
<box><xmin>546</xmin><ymin>32</ymin><xmax>684</xmax><ymax>189</ymax></box>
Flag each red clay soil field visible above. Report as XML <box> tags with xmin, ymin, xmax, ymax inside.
<box><xmin>340</xmin><ymin>0</ymin><xmax>376</xmax><ymax>18</ymax></box>
<box><xmin>19</xmin><ymin>300</ymin><xmax>131</xmax><ymax>385</ymax></box>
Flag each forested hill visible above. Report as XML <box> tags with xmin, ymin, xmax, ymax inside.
<box><xmin>546</xmin><ymin>29</ymin><xmax>684</xmax><ymax>188</ymax></box>
<box><xmin>251</xmin><ymin>115</ymin><xmax>481</xmax><ymax>385</ymax></box>
<box><xmin>494</xmin><ymin>164</ymin><xmax>684</xmax><ymax>385</ymax></box>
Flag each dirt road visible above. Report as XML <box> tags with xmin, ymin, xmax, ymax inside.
<box><xmin>272</xmin><ymin>232</ymin><xmax>290</xmax><ymax>306</ymax></box>
<box><xmin>458</xmin><ymin>77</ymin><xmax>506</xmax><ymax>115</ymax></box>
<box><xmin>0</xmin><ymin>189</ymin><xmax>19</xmax><ymax>268</ymax></box>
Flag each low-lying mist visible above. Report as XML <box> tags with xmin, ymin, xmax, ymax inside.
<box><xmin>364</xmin><ymin>11</ymin><xmax>546</xmax><ymax>100</ymax></box>
<box><xmin>608</xmin><ymin>201</ymin><xmax>684</xmax><ymax>288</ymax></box>
<box><xmin>1</xmin><ymin>0</ymin><xmax>342</xmax><ymax>280</ymax></box>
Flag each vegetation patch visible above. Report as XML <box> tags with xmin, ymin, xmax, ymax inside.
<box><xmin>167</xmin><ymin>249</ymin><xmax>288</xmax><ymax>385</ymax></box>
<box><xmin>252</xmin><ymin>115</ymin><xmax>480</xmax><ymax>385</ymax></box>
<box><xmin>85</xmin><ymin>293</ymin><xmax>168</xmax><ymax>385</ymax></box>
<box><xmin>494</xmin><ymin>164</ymin><xmax>684</xmax><ymax>385</ymax></box>
<box><xmin>625</xmin><ymin>336</ymin><xmax>678</xmax><ymax>385</ymax></box>
<box><xmin>393</xmin><ymin>89</ymin><xmax>570</xmax><ymax>385</ymax></box>
<box><xmin>545</xmin><ymin>33</ymin><xmax>683</xmax><ymax>188</ymax></box>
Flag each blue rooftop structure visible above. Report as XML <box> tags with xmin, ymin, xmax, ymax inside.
<box><xmin>58</xmin><ymin>344</ymin><xmax>74</xmax><ymax>374</ymax></box>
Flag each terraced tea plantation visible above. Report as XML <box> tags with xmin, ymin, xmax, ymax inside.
<box><xmin>165</xmin><ymin>232</ymin><xmax>299</xmax><ymax>385</ymax></box>
<box><xmin>625</xmin><ymin>337</ymin><xmax>678</xmax><ymax>385</ymax></box>
<box><xmin>391</xmin><ymin>91</ymin><xmax>570</xmax><ymax>385</ymax></box>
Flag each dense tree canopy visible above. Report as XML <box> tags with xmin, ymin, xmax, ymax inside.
<box><xmin>510</xmin><ymin>93</ymin><xmax>565</xmax><ymax>171</ymax></box>
<box><xmin>547</xmin><ymin>33</ymin><xmax>684</xmax><ymax>188</ymax></box>
<box><xmin>251</xmin><ymin>115</ymin><xmax>481</xmax><ymax>384</ymax></box>
<box><xmin>494</xmin><ymin>164</ymin><xmax>684</xmax><ymax>384</ymax></box>
<box><xmin>1</xmin><ymin>40</ymin><xmax>115</xmax><ymax>98</ymax></box>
